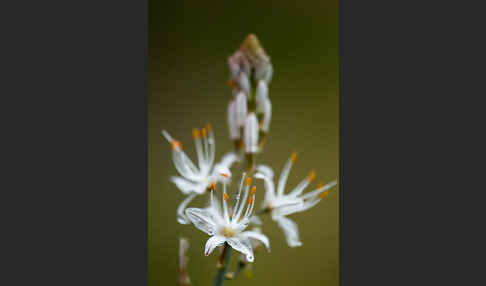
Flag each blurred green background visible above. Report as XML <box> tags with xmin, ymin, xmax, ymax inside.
<box><xmin>149</xmin><ymin>1</ymin><xmax>338</xmax><ymax>285</ymax></box>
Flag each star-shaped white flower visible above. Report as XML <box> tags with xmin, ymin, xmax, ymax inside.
<box><xmin>254</xmin><ymin>152</ymin><xmax>337</xmax><ymax>247</ymax></box>
<box><xmin>162</xmin><ymin>124</ymin><xmax>240</xmax><ymax>224</ymax></box>
<box><xmin>185</xmin><ymin>175</ymin><xmax>270</xmax><ymax>262</ymax></box>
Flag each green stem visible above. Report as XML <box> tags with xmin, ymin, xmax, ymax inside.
<box><xmin>213</xmin><ymin>243</ymin><xmax>232</xmax><ymax>286</ymax></box>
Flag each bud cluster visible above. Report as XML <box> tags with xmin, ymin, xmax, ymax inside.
<box><xmin>227</xmin><ymin>34</ymin><xmax>273</xmax><ymax>158</ymax></box>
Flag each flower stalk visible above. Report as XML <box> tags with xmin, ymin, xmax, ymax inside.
<box><xmin>213</xmin><ymin>243</ymin><xmax>232</xmax><ymax>286</ymax></box>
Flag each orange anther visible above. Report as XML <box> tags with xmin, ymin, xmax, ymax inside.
<box><xmin>291</xmin><ymin>152</ymin><xmax>298</xmax><ymax>164</ymax></box>
<box><xmin>201</xmin><ymin>128</ymin><xmax>207</xmax><ymax>138</ymax></box>
<box><xmin>192</xmin><ymin>128</ymin><xmax>200</xmax><ymax>139</ymax></box>
<box><xmin>251</xmin><ymin>186</ymin><xmax>256</xmax><ymax>195</ymax></box>
<box><xmin>210</xmin><ymin>182</ymin><xmax>216</xmax><ymax>191</ymax></box>
<box><xmin>220</xmin><ymin>173</ymin><xmax>229</xmax><ymax>178</ymax></box>
<box><xmin>206</xmin><ymin>122</ymin><xmax>212</xmax><ymax>130</ymax></box>
<box><xmin>170</xmin><ymin>140</ymin><xmax>182</xmax><ymax>150</ymax></box>
<box><xmin>316</xmin><ymin>182</ymin><xmax>325</xmax><ymax>189</ymax></box>
<box><xmin>245</xmin><ymin>177</ymin><xmax>252</xmax><ymax>186</ymax></box>
<box><xmin>308</xmin><ymin>171</ymin><xmax>316</xmax><ymax>183</ymax></box>
<box><xmin>224</xmin><ymin>192</ymin><xmax>229</xmax><ymax>201</ymax></box>
<box><xmin>320</xmin><ymin>191</ymin><xmax>329</xmax><ymax>199</ymax></box>
<box><xmin>248</xmin><ymin>196</ymin><xmax>254</xmax><ymax>205</ymax></box>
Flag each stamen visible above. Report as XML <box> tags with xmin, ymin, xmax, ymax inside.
<box><xmin>224</xmin><ymin>192</ymin><xmax>229</xmax><ymax>201</ymax></box>
<box><xmin>210</xmin><ymin>182</ymin><xmax>216</xmax><ymax>191</ymax></box>
<box><xmin>192</xmin><ymin>128</ymin><xmax>200</xmax><ymax>139</ymax></box>
<box><xmin>170</xmin><ymin>140</ymin><xmax>182</xmax><ymax>150</ymax></box>
<box><xmin>206</xmin><ymin>122</ymin><xmax>212</xmax><ymax>131</ymax></box>
<box><xmin>251</xmin><ymin>186</ymin><xmax>256</xmax><ymax>195</ymax></box>
<box><xmin>201</xmin><ymin>128</ymin><xmax>207</xmax><ymax>138</ymax></box>
<box><xmin>308</xmin><ymin>171</ymin><xmax>316</xmax><ymax>183</ymax></box>
<box><xmin>320</xmin><ymin>191</ymin><xmax>329</xmax><ymax>199</ymax></box>
<box><xmin>245</xmin><ymin>177</ymin><xmax>252</xmax><ymax>186</ymax></box>
<box><xmin>316</xmin><ymin>182</ymin><xmax>324</xmax><ymax>189</ymax></box>
<box><xmin>248</xmin><ymin>195</ymin><xmax>253</xmax><ymax>205</ymax></box>
<box><xmin>220</xmin><ymin>173</ymin><xmax>229</xmax><ymax>178</ymax></box>
<box><xmin>291</xmin><ymin>152</ymin><xmax>298</xmax><ymax>164</ymax></box>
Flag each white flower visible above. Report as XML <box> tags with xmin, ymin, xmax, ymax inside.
<box><xmin>162</xmin><ymin>125</ymin><xmax>240</xmax><ymax>224</ymax></box>
<box><xmin>244</xmin><ymin>113</ymin><xmax>259</xmax><ymax>153</ymax></box>
<box><xmin>185</xmin><ymin>175</ymin><xmax>270</xmax><ymax>262</ymax></box>
<box><xmin>254</xmin><ymin>153</ymin><xmax>337</xmax><ymax>247</ymax></box>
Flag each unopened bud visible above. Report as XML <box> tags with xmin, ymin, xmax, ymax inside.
<box><xmin>244</xmin><ymin>113</ymin><xmax>259</xmax><ymax>153</ymax></box>
<box><xmin>235</xmin><ymin>92</ymin><xmax>248</xmax><ymax>127</ymax></box>
<box><xmin>254</xmin><ymin>62</ymin><xmax>273</xmax><ymax>83</ymax></box>
<box><xmin>237</xmin><ymin>73</ymin><xmax>250</xmax><ymax>95</ymax></box>
<box><xmin>240</xmin><ymin>34</ymin><xmax>269</xmax><ymax>64</ymax></box>
<box><xmin>227</xmin><ymin>100</ymin><xmax>240</xmax><ymax>140</ymax></box>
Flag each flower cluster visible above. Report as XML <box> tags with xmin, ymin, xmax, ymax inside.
<box><xmin>227</xmin><ymin>34</ymin><xmax>273</xmax><ymax>156</ymax></box>
<box><xmin>162</xmin><ymin>34</ymin><xmax>337</xmax><ymax>284</ymax></box>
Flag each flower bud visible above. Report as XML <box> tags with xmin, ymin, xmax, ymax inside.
<box><xmin>261</xmin><ymin>97</ymin><xmax>272</xmax><ymax>132</ymax></box>
<box><xmin>244</xmin><ymin>112</ymin><xmax>259</xmax><ymax>153</ymax></box>
<box><xmin>255</xmin><ymin>81</ymin><xmax>272</xmax><ymax>132</ymax></box>
<box><xmin>237</xmin><ymin>72</ymin><xmax>250</xmax><ymax>96</ymax></box>
<box><xmin>254</xmin><ymin>62</ymin><xmax>273</xmax><ymax>83</ymax></box>
<box><xmin>227</xmin><ymin>100</ymin><xmax>240</xmax><ymax>140</ymax></box>
<box><xmin>255</xmin><ymin>81</ymin><xmax>268</xmax><ymax>113</ymax></box>
<box><xmin>235</xmin><ymin>92</ymin><xmax>247</xmax><ymax>127</ymax></box>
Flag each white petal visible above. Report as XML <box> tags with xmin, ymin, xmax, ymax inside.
<box><xmin>288</xmin><ymin>177</ymin><xmax>311</xmax><ymax>198</ymax></box>
<box><xmin>185</xmin><ymin>208</ymin><xmax>217</xmax><ymax>236</ymax></box>
<box><xmin>212</xmin><ymin>165</ymin><xmax>231</xmax><ymax>181</ymax></box>
<box><xmin>227</xmin><ymin>237</ymin><xmax>254</xmax><ymax>262</ymax></box>
<box><xmin>300</xmin><ymin>180</ymin><xmax>338</xmax><ymax>200</ymax></box>
<box><xmin>234</xmin><ymin>217</ymin><xmax>250</xmax><ymax>233</ymax></box>
<box><xmin>170</xmin><ymin>176</ymin><xmax>206</xmax><ymax>195</ymax></box>
<box><xmin>177</xmin><ymin>193</ymin><xmax>198</xmax><ymax>224</ymax></box>
<box><xmin>272</xmin><ymin>197</ymin><xmax>303</xmax><ymax>209</ymax></box>
<box><xmin>249</xmin><ymin>215</ymin><xmax>262</xmax><ymax>226</ymax></box>
<box><xmin>235</xmin><ymin>92</ymin><xmax>248</xmax><ymax>127</ymax></box>
<box><xmin>276</xmin><ymin>216</ymin><xmax>302</xmax><ymax>248</ymax></box>
<box><xmin>244</xmin><ymin>113</ymin><xmax>259</xmax><ymax>153</ymax></box>
<box><xmin>204</xmin><ymin>235</ymin><xmax>227</xmax><ymax>256</ymax></box>
<box><xmin>240</xmin><ymin>231</ymin><xmax>270</xmax><ymax>251</ymax></box>
<box><xmin>161</xmin><ymin>130</ymin><xmax>173</xmax><ymax>143</ymax></box>
<box><xmin>217</xmin><ymin>152</ymin><xmax>241</xmax><ymax>169</ymax></box>
<box><xmin>255</xmin><ymin>164</ymin><xmax>274</xmax><ymax>178</ymax></box>
<box><xmin>254</xmin><ymin>172</ymin><xmax>276</xmax><ymax>205</ymax></box>
<box><xmin>277</xmin><ymin>155</ymin><xmax>294</xmax><ymax>196</ymax></box>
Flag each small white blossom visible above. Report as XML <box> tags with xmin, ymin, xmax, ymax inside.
<box><xmin>254</xmin><ymin>153</ymin><xmax>337</xmax><ymax>247</ymax></box>
<box><xmin>185</xmin><ymin>175</ymin><xmax>270</xmax><ymax>262</ymax></box>
<box><xmin>244</xmin><ymin>113</ymin><xmax>259</xmax><ymax>153</ymax></box>
<box><xmin>162</xmin><ymin>126</ymin><xmax>240</xmax><ymax>224</ymax></box>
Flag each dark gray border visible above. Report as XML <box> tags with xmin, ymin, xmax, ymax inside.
<box><xmin>1</xmin><ymin>0</ymin><xmax>148</xmax><ymax>284</ymax></box>
<box><xmin>340</xmin><ymin>0</ymin><xmax>484</xmax><ymax>285</ymax></box>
